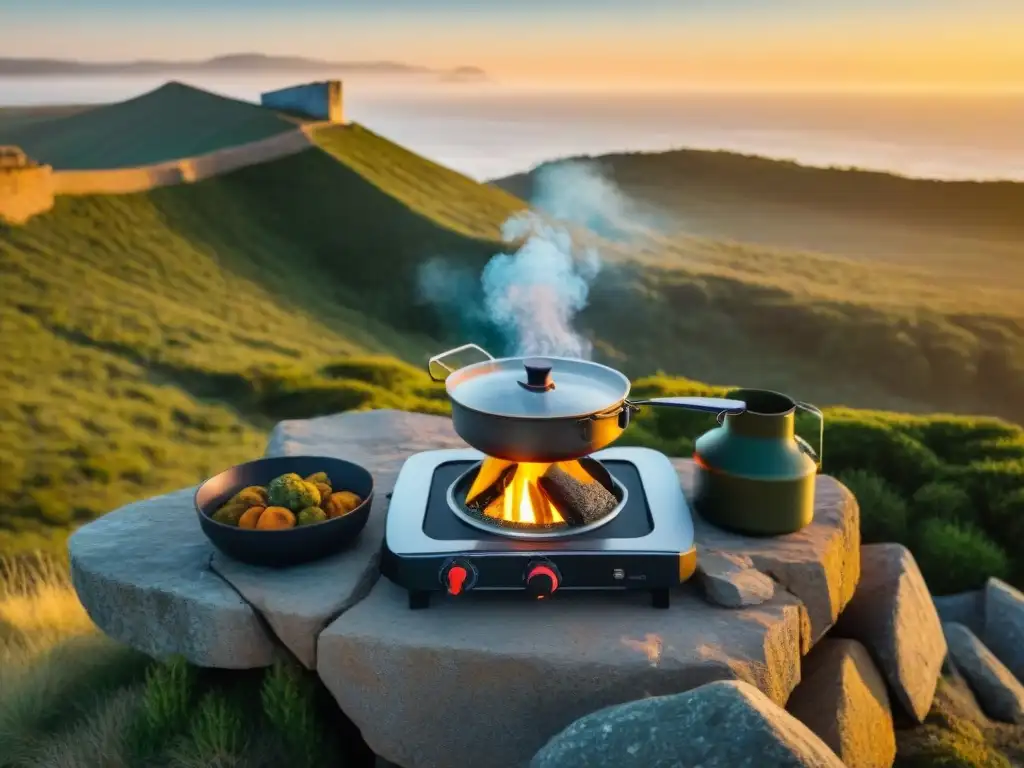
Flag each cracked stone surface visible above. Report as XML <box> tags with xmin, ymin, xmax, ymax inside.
<box><xmin>69</xmin><ymin>488</ymin><xmax>278</xmax><ymax>668</ymax></box>
<box><xmin>208</xmin><ymin>410</ymin><xmax>468</xmax><ymax>669</ymax></box>
<box><xmin>676</xmin><ymin>460</ymin><xmax>861</xmax><ymax>651</ymax></box>
<box><xmin>210</xmin><ymin>545</ymin><xmax>380</xmax><ymax>670</ymax></box>
<box><xmin>69</xmin><ymin>409</ymin><xmax>864</xmax><ymax>767</ymax></box>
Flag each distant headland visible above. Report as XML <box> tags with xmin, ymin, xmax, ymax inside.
<box><xmin>0</xmin><ymin>53</ymin><xmax>488</xmax><ymax>80</ymax></box>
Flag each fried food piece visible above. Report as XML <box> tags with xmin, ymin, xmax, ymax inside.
<box><xmin>323</xmin><ymin>491</ymin><xmax>362</xmax><ymax>519</ymax></box>
<box><xmin>238</xmin><ymin>506</ymin><xmax>266</xmax><ymax>529</ymax></box>
<box><xmin>229</xmin><ymin>486</ymin><xmax>269</xmax><ymax>508</ymax></box>
<box><xmin>304</xmin><ymin>472</ymin><xmax>332</xmax><ymax>491</ymax></box>
<box><xmin>256</xmin><ymin>506</ymin><xmax>296</xmax><ymax>530</ymax></box>
<box><xmin>267</xmin><ymin>475</ymin><xmax>321</xmax><ymax>511</ymax></box>
<box><xmin>212</xmin><ymin>503</ymin><xmax>247</xmax><ymax>526</ymax></box>
<box><xmin>297</xmin><ymin>506</ymin><xmax>328</xmax><ymax>526</ymax></box>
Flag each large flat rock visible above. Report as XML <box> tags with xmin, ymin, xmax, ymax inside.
<box><xmin>265</xmin><ymin>408</ymin><xmax>465</xmax><ymax>467</ymax></box>
<box><xmin>69</xmin><ymin>488</ymin><xmax>277</xmax><ymax>668</ymax></box>
<box><xmin>677</xmin><ymin>461</ymin><xmax>861</xmax><ymax>650</ymax></box>
<box><xmin>319</xmin><ymin>578</ymin><xmax>806</xmax><ymax>768</ymax></box>
<box><xmin>210</xmin><ymin>543</ymin><xmax>380</xmax><ymax>671</ymax></box>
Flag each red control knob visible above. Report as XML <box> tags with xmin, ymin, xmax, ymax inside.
<box><xmin>446</xmin><ymin>565</ymin><xmax>469</xmax><ymax>596</ymax></box>
<box><xmin>525</xmin><ymin>563</ymin><xmax>560</xmax><ymax>600</ymax></box>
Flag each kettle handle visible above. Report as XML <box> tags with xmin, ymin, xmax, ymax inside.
<box><xmin>795</xmin><ymin>401</ymin><xmax>824</xmax><ymax>471</ymax></box>
<box><xmin>716</xmin><ymin>400</ymin><xmax>824</xmax><ymax>471</ymax></box>
<box><xmin>427</xmin><ymin>344</ymin><xmax>495</xmax><ymax>382</ymax></box>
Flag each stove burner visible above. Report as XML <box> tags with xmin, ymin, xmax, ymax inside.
<box><xmin>446</xmin><ymin>457</ymin><xmax>628</xmax><ymax>540</ymax></box>
<box><xmin>381</xmin><ymin>447</ymin><xmax>698</xmax><ymax>610</ymax></box>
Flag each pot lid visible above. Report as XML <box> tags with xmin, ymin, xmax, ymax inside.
<box><xmin>446</xmin><ymin>356</ymin><xmax>631</xmax><ymax>419</ymax></box>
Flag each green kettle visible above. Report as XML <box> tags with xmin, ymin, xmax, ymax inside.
<box><xmin>692</xmin><ymin>389</ymin><xmax>823</xmax><ymax>536</ymax></box>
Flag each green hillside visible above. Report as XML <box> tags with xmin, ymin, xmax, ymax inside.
<box><xmin>0</xmin><ymin>86</ymin><xmax>1022</xmax><ymax>598</ymax></box>
<box><xmin>0</xmin><ymin>117</ymin><xmax>528</xmax><ymax>555</ymax></box>
<box><xmin>491</xmin><ymin>150</ymin><xmax>1024</xmax><ymax>424</ymax></box>
<box><xmin>0</xmin><ymin>82</ymin><xmax>307</xmax><ymax>169</ymax></box>
<box><xmin>494</xmin><ymin>149</ymin><xmax>1024</xmax><ymax>266</ymax></box>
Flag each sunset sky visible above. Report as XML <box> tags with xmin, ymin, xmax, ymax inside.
<box><xmin>6</xmin><ymin>0</ymin><xmax>1024</xmax><ymax>88</ymax></box>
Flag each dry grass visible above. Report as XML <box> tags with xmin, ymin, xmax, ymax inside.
<box><xmin>0</xmin><ymin>554</ymin><xmax>94</xmax><ymax>663</ymax></box>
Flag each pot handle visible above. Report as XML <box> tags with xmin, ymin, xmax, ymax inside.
<box><xmin>427</xmin><ymin>343</ymin><xmax>495</xmax><ymax>382</ymax></box>
<box><xmin>629</xmin><ymin>396</ymin><xmax>747</xmax><ymax>414</ymax></box>
<box><xmin>795</xmin><ymin>401</ymin><xmax>824</xmax><ymax>471</ymax></box>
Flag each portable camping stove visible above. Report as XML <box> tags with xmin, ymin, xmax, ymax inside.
<box><xmin>380</xmin><ymin>446</ymin><xmax>697</xmax><ymax>610</ymax></box>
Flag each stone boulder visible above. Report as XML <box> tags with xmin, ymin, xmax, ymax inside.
<box><xmin>832</xmin><ymin>543</ymin><xmax>946</xmax><ymax>722</ymax></box>
<box><xmin>531</xmin><ymin>679</ymin><xmax>844</xmax><ymax>768</ymax></box>
<box><xmin>944</xmin><ymin>622</ymin><xmax>1024</xmax><ymax>724</ymax></box>
<box><xmin>696</xmin><ymin>548</ymin><xmax>776</xmax><ymax>608</ymax></box>
<box><xmin>982</xmin><ymin>578</ymin><xmax>1024</xmax><ymax>684</ymax></box>
<box><xmin>678</xmin><ymin>462</ymin><xmax>861</xmax><ymax>649</ymax></box>
<box><xmin>786</xmin><ymin>638</ymin><xmax>896</xmax><ymax>768</ymax></box>
<box><xmin>934</xmin><ymin>590</ymin><xmax>985</xmax><ymax>637</ymax></box>
<box><xmin>69</xmin><ymin>488</ymin><xmax>277</xmax><ymax>668</ymax></box>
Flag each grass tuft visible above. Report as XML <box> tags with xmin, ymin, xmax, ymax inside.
<box><xmin>260</xmin><ymin>661</ymin><xmax>325</xmax><ymax>768</ymax></box>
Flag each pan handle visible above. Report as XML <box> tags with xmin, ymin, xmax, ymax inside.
<box><xmin>427</xmin><ymin>343</ymin><xmax>495</xmax><ymax>382</ymax></box>
<box><xmin>628</xmin><ymin>396</ymin><xmax>747</xmax><ymax>415</ymax></box>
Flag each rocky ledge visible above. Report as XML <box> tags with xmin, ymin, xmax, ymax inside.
<box><xmin>70</xmin><ymin>409</ymin><xmax>863</xmax><ymax>768</ymax></box>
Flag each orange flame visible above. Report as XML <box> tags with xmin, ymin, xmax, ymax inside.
<box><xmin>465</xmin><ymin>458</ymin><xmax>597</xmax><ymax>526</ymax></box>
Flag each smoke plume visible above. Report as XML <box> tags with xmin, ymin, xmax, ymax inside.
<box><xmin>418</xmin><ymin>161</ymin><xmax>637</xmax><ymax>360</ymax></box>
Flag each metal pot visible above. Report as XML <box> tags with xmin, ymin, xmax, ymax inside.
<box><xmin>427</xmin><ymin>343</ymin><xmax>746</xmax><ymax>463</ymax></box>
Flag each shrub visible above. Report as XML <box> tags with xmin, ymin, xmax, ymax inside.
<box><xmin>174</xmin><ymin>691</ymin><xmax>246</xmax><ymax>763</ymax></box>
<box><xmin>912</xmin><ymin>482</ymin><xmax>975</xmax><ymax>526</ymax></box>
<box><xmin>826</xmin><ymin>418</ymin><xmax>943</xmax><ymax>495</ymax></box>
<box><xmin>914</xmin><ymin>518</ymin><xmax>1010</xmax><ymax>596</ymax></box>
<box><xmin>990</xmin><ymin>489</ymin><xmax>1024</xmax><ymax>578</ymax></box>
<box><xmin>260</xmin><ymin>662</ymin><xmax>322</xmax><ymax>768</ymax></box>
<box><xmin>837</xmin><ymin>469</ymin><xmax>910</xmax><ymax>545</ymax></box>
<box><xmin>130</xmin><ymin>655</ymin><xmax>198</xmax><ymax>758</ymax></box>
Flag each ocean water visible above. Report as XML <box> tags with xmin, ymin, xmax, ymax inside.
<box><xmin>1</xmin><ymin>74</ymin><xmax>1022</xmax><ymax>182</ymax></box>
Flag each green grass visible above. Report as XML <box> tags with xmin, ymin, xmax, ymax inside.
<box><xmin>0</xmin><ymin>83</ymin><xmax>307</xmax><ymax>169</ymax></box>
<box><xmin>0</xmin><ymin>126</ymin><xmax>506</xmax><ymax>555</ymax></box>
<box><xmin>894</xmin><ymin>673</ymin><xmax>1024</xmax><ymax>767</ymax></box>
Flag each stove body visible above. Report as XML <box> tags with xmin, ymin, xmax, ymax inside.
<box><xmin>381</xmin><ymin>447</ymin><xmax>697</xmax><ymax>609</ymax></box>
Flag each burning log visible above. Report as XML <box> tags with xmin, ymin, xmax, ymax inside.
<box><xmin>538</xmin><ymin>464</ymin><xmax>618</xmax><ymax>526</ymax></box>
<box><xmin>465</xmin><ymin>463</ymin><xmax>518</xmax><ymax>513</ymax></box>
